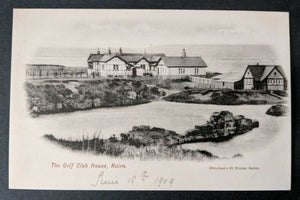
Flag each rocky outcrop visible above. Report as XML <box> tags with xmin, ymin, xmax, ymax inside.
<box><xmin>184</xmin><ymin>111</ymin><xmax>259</xmax><ymax>142</ymax></box>
<box><xmin>43</xmin><ymin>110</ymin><xmax>259</xmax><ymax>160</ymax></box>
<box><xmin>122</xmin><ymin>126</ymin><xmax>180</xmax><ymax>147</ymax></box>
<box><xmin>266</xmin><ymin>104</ymin><xmax>288</xmax><ymax>116</ymax></box>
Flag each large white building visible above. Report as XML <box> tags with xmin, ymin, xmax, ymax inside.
<box><xmin>87</xmin><ymin>48</ymin><xmax>165</xmax><ymax>77</ymax></box>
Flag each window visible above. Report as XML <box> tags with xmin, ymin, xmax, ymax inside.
<box><xmin>244</xmin><ymin>78</ymin><xmax>252</xmax><ymax>84</ymax></box>
<box><xmin>113</xmin><ymin>65</ymin><xmax>119</xmax><ymax>71</ymax></box>
<box><xmin>274</xmin><ymin>72</ymin><xmax>277</xmax><ymax>75</ymax></box>
<box><xmin>141</xmin><ymin>64</ymin><xmax>145</xmax><ymax>70</ymax></box>
<box><xmin>102</xmin><ymin>65</ymin><xmax>104</xmax><ymax>70</ymax></box>
<box><xmin>194</xmin><ymin>68</ymin><xmax>199</xmax><ymax>74</ymax></box>
<box><xmin>178</xmin><ymin>68</ymin><xmax>185</xmax><ymax>74</ymax></box>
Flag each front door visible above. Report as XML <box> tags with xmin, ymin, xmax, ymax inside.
<box><xmin>132</xmin><ymin>67</ymin><xmax>137</xmax><ymax>77</ymax></box>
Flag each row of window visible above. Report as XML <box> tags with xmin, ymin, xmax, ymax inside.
<box><xmin>268</xmin><ymin>79</ymin><xmax>283</xmax><ymax>84</ymax></box>
<box><xmin>178</xmin><ymin>68</ymin><xmax>201</xmax><ymax>74</ymax></box>
<box><xmin>244</xmin><ymin>78</ymin><xmax>253</xmax><ymax>84</ymax></box>
<box><xmin>178</xmin><ymin>68</ymin><xmax>185</xmax><ymax>74</ymax></box>
<box><xmin>244</xmin><ymin>78</ymin><xmax>283</xmax><ymax>85</ymax></box>
<box><xmin>95</xmin><ymin>64</ymin><xmax>153</xmax><ymax>71</ymax></box>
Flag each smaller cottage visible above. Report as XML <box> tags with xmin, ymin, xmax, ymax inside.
<box><xmin>157</xmin><ymin>49</ymin><xmax>207</xmax><ymax>77</ymax></box>
<box><xmin>241</xmin><ymin>64</ymin><xmax>287</xmax><ymax>91</ymax></box>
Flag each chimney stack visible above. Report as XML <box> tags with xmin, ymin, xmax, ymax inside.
<box><xmin>119</xmin><ymin>47</ymin><xmax>123</xmax><ymax>55</ymax></box>
<box><xmin>182</xmin><ymin>49</ymin><xmax>187</xmax><ymax>58</ymax></box>
<box><xmin>97</xmin><ymin>48</ymin><xmax>100</xmax><ymax>54</ymax></box>
<box><xmin>108</xmin><ymin>47</ymin><xmax>111</xmax><ymax>55</ymax></box>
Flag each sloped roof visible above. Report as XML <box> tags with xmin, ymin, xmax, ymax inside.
<box><xmin>87</xmin><ymin>54</ymin><xmax>104</xmax><ymax>62</ymax></box>
<box><xmin>273</xmin><ymin>65</ymin><xmax>286</xmax><ymax>79</ymax></box>
<box><xmin>259</xmin><ymin>66</ymin><xmax>274</xmax><ymax>81</ymax></box>
<box><xmin>160</xmin><ymin>56</ymin><xmax>207</xmax><ymax>68</ymax></box>
<box><xmin>88</xmin><ymin>52</ymin><xmax>165</xmax><ymax>63</ymax></box>
<box><xmin>99</xmin><ymin>54</ymin><xmax>117</xmax><ymax>62</ymax></box>
<box><xmin>120</xmin><ymin>53</ymin><xmax>166</xmax><ymax>63</ymax></box>
<box><xmin>246</xmin><ymin>65</ymin><xmax>286</xmax><ymax>81</ymax></box>
<box><xmin>120</xmin><ymin>55</ymin><xmax>144</xmax><ymax>63</ymax></box>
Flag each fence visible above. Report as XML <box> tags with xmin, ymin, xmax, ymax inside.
<box><xmin>189</xmin><ymin>76</ymin><xmax>235</xmax><ymax>89</ymax></box>
<box><xmin>26</xmin><ymin>65</ymin><xmax>89</xmax><ymax>80</ymax></box>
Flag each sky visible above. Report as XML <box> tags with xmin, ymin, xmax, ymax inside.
<box><xmin>13</xmin><ymin>9</ymin><xmax>289</xmax><ymax>49</ymax></box>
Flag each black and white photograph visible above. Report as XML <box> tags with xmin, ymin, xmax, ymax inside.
<box><xmin>9</xmin><ymin>9</ymin><xmax>291</xmax><ymax>190</ymax></box>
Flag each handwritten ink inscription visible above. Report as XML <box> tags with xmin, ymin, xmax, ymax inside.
<box><xmin>90</xmin><ymin>171</ymin><xmax>174</xmax><ymax>188</ymax></box>
<box><xmin>91</xmin><ymin>171</ymin><xmax>119</xmax><ymax>186</ymax></box>
<box><xmin>127</xmin><ymin>171</ymin><xmax>174</xmax><ymax>188</ymax></box>
<box><xmin>90</xmin><ymin>170</ymin><xmax>174</xmax><ymax>188</ymax></box>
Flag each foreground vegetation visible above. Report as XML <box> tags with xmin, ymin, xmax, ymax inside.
<box><xmin>44</xmin><ymin>131</ymin><xmax>217</xmax><ymax>161</ymax></box>
<box><xmin>163</xmin><ymin>88</ymin><xmax>287</xmax><ymax>105</ymax></box>
<box><xmin>25</xmin><ymin>78</ymin><xmax>165</xmax><ymax>116</ymax></box>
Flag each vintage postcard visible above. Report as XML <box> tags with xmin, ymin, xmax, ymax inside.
<box><xmin>9</xmin><ymin>9</ymin><xmax>291</xmax><ymax>190</ymax></box>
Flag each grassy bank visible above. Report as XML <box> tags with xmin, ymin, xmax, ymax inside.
<box><xmin>44</xmin><ymin>130</ymin><xmax>217</xmax><ymax>161</ymax></box>
<box><xmin>163</xmin><ymin>89</ymin><xmax>287</xmax><ymax>105</ymax></box>
<box><xmin>25</xmin><ymin>78</ymin><xmax>164</xmax><ymax>116</ymax></box>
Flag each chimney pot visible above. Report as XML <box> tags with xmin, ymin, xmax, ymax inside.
<box><xmin>182</xmin><ymin>49</ymin><xmax>187</xmax><ymax>58</ymax></box>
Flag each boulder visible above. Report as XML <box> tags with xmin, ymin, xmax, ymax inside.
<box><xmin>266</xmin><ymin>104</ymin><xmax>288</xmax><ymax>116</ymax></box>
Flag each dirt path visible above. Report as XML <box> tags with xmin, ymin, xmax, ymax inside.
<box><xmin>159</xmin><ymin>88</ymin><xmax>180</xmax><ymax>100</ymax></box>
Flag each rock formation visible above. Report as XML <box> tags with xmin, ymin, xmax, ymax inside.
<box><xmin>185</xmin><ymin>111</ymin><xmax>259</xmax><ymax>142</ymax></box>
<box><xmin>266</xmin><ymin>104</ymin><xmax>288</xmax><ymax>116</ymax></box>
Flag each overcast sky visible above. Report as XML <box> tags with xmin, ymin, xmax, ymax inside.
<box><xmin>13</xmin><ymin>9</ymin><xmax>289</xmax><ymax>50</ymax></box>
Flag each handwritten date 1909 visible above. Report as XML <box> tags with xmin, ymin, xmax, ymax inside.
<box><xmin>128</xmin><ymin>171</ymin><xmax>175</xmax><ymax>188</ymax></box>
<box><xmin>91</xmin><ymin>171</ymin><xmax>175</xmax><ymax>188</ymax></box>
